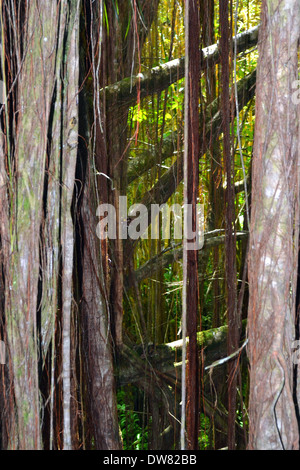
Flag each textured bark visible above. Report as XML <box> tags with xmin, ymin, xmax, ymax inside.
<box><xmin>76</xmin><ymin>1</ymin><xmax>122</xmax><ymax>449</ymax></box>
<box><xmin>60</xmin><ymin>0</ymin><xmax>81</xmax><ymax>450</ymax></box>
<box><xmin>219</xmin><ymin>0</ymin><xmax>239</xmax><ymax>450</ymax></box>
<box><xmin>80</xmin><ymin>183</ymin><xmax>122</xmax><ymax>450</ymax></box>
<box><xmin>0</xmin><ymin>0</ymin><xmax>82</xmax><ymax>450</ymax></box>
<box><xmin>248</xmin><ymin>0</ymin><xmax>300</xmax><ymax>450</ymax></box>
<box><xmin>0</xmin><ymin>1</ymin><xmax>63</xmax><ymax>449</ymax></box>
<box><xmin>182</xmin><ymin>0</ymin><xmax>201</xmax><ymax>450</ymax></box>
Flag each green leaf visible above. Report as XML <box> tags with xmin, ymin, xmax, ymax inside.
<box><xmin>103</xmin><ymin>2</ymin><xmax>109</xmax><ymax>34</ymax></box>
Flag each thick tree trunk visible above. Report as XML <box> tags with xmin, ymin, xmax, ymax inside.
<box><xmin>80</xmin><ymin>183</ymin><xmax>122</xmax><ymax>450</ymax></box>
<box><xmin>248</xmin><ymin>0</ymin><xmax>300</xmax><ymax>450</ymax></box>
<box><xmin>0</xmin><ymin>0</ymin><xmax>82</xmax><ymax>449</ymax></box>
<box><xmin>0</xmin><ymin>1</ymin><xmax>64</xmax><ymax>449</ymax></box>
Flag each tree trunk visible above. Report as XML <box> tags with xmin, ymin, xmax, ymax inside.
<box><xmin>0</xmin><ymin>0</ymin><xmax>82</xmax><ymax>449</ymax></box>
<box><xmin>248</xmin><ymin>0</ymin><xmax>300</xmax><ymax>450</ymax></box>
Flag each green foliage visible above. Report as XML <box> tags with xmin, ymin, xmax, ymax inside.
<box><xmin>198</xmin><ymin>414</ymin><xmax>213</xmax><ymax>450</ymax></box>
<box><xmin>122</xmin><ymin>0</ymin><xmax>260</xmax><ymax>450</ymax></box>
<box><xmin>117</xmin><ymin>388</ymin><xmax>149</xmax><ymax>450</ymax></box>
<box><xmin>131</xmin><ymin>106</ymin><xmax>148</xmax><ymax>123</ymax></box>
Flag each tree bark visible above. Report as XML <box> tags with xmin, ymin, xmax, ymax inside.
<box><xmin>0</xmin><ymin>1</ymin><xmax>68</xmax><ymax>449</ymax></box>
<box><xmin>219</xmin><ymin>0</ymin><xmax>239</xmax><ymax>450</ymax></box>
<box><xmin>183</xmin><ymin>0</ymin><xmax>200</xmax><ymax>449</ymax></box>
<box><xmin>80</xmin><ymin>183</ymin><xmax>122</xmax><ymax>449</ymax></box>
<box><xmin>248</xmin><ymin>0</ymin><xmax>300</xmax><ymax>450</ymax></box>
<box><xmin>60</xmin><ymin>0</ymin><xmax>81</xmax><ymax>450</ymax></box>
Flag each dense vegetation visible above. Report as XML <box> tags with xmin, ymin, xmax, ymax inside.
<box><xmin>118</xmin><ymin>0</ymin><xmax>259</xmax><ymax>450</ymax></box>
<box><xmin>0</xmin><ymin>0</ymin><xmax>299</xmax><ymax>451</ymax></box>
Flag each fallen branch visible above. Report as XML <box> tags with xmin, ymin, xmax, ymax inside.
<box><xmin>129</xmin><ymin>230</ymin><xmax>248</xmax><ymax>286</ymax></box>
<box><xmin>104</xmin><ymin>25</ymin><xmax>259</xmax><ymax>108</ymax></box>
<box><xmin>117</xmin><ymin>319</ymin><xmax>247</xmax><ymax>387</ymax></box>
<box><xmin>139</xmin><ymin>70</ymin><xmax>256</xmax><ymax>213</ymax></box>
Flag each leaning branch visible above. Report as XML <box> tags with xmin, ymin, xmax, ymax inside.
<box><xmin>127</xmin><ymin>132</ymin><xmax>178</xmax><ymax>184</ymax></box>
<box><xmin>122</xmin><ymin>71</ymin><xmax>255</xmax><ymax>266</ymax></box>
<box><xmin>103</xmin><ymin>25</ymin><xmax>259</xmax><ymax>108</ymax></box>
<box><xmin>118</xmin><ymin>319</ymin><xmax>247</xmax><ymax>387</ymax></box>
<box><xmin>129</xmin><ymin>231</ymin><xmax>248</xmax><ymax>286</ymax></box>
<box><xmin>140</xmin><ymin>70</ymin><xmax>256</xmax><ymax>212</ymax></box>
